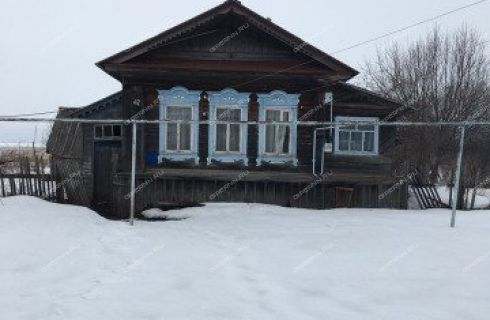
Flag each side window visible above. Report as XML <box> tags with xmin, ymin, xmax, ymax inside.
<box><xmin>335</xmin><ymin>117</ymin><xmax>379</xmax><ymax>155</ymax></box>
<box><xmin>112</xmin><ymin>125</ymin><xmax>122</xmax><ymax>137</ymax></box>
<box><xmin>94</xmin><ymin>125</ymin><xmax>122</xmax><ymax>140</ymax></box>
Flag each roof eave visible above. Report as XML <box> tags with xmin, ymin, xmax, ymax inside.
<box><xmin>96</xmin><ymin>0</ymin><xmax>235</xmax><ymax>68</ymax></box>
<box><xmin>70</xmin><ymin>91</ymin><xmax>123</xmax><ymax>118</ymax></box>
<box><xmin>96</xmin><ymin>0</ymin><xmax>359</xmax><ymax>80</ymax></box>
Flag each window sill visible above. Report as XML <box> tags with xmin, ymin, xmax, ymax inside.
<box><xmin>94</xmin><ymin>138</ymin><xmax>122</xmax><ymax>142</ymax></box>
<box><xmin>207</xmin><ymin>154</ymin><xmax>248</xmax><ymax>166</ymax></box>
<box><xmin>333</xmin><ymin>152</ymin><xmax>379</xmax><ymax>157</ymax></box>
<box><xmin>258</xmin><ymin>155</ymin><xmax>298</xmax><ymax>166</ymax></box>
<box><xmin>325</xmin><ymin>153</ymin><xmax>392</xmax><ymax>165</ymax></box>
<box><xmin>159</xmin><ymin>153</ymin><xmax>199</xmax><ymax>165</ymax></box>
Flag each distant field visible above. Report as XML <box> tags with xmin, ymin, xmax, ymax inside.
<box><xmin>0</xmin><ymin>143</ymin><xmax>46</xmax><ymax>150</ymax></box>
<box><xmin>0</xmin><ymin>144</ymin><xmax>49</xmax><ymax>174</ymax></box>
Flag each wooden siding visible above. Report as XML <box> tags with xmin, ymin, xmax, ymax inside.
<box><xmin>46</xmin><ymin>0</ymin><xmax>408</xmax><ymax>217</ymax></box>
<box><xmin>137</xmin><ymin>85</ymin><xmax>396</xmax><ymax>172</ymax></box>
<box><xmin>111</xmin><ymin>173</ymin><xmax>407</xmax><ymax>219</ymax></box>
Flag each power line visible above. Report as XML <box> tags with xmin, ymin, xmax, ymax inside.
<box><xmin>332</xmin><ymin>0</ymin><xmax>488</xmax><ymax>54</ymax></box>
<box><xmin>2</xmin><ymin>0</ymin><xmax>487</xmax><ymax>117</ymax></box>
<box><xmin>233</xmin><ymin>0</ymin><xmax>488</xmax><ymax>88</ymax></box>
<box><xmin>0</xmin><ymin>117</ymin><xmax>489</xmax><ymax>127</ymax></box>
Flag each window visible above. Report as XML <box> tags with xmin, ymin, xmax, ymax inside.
<box><xmin>166</xmin><ymin>106</ymin><xmax>192</xmax><ymax>151</ymax></box>
<box><xmin>257</xmin><ymin>91</ymin><xmax>299</xmax><ymax>166</ymax></box>
<box><xmin>112</xmin><ymin>125</ymin><xmax>121</xmax><ymax>137</ymax></box>
<box><xmin>207</xmin><ymin>89</ymin><xmax>249</xmax><ymax>165</ymax></box>
<box><xmin>94</xmin><ymin>125</ymin><xmax>122</xmax><ymax>140</ymax></box>
<box><xmin>215</xmin><ymin>107</ymin><xmax>241</xmax><ymax>153</ymax></box>
<box><xmin>158</xmin><ymin>87</ymin><xmax>200</xmax><ymax>164</ymax></box>
<box><xmin>335</xmin><ymin>117</ymin><xmax>379</xmax><ymax>155</ymax></box>
<box><xmin>265</xmin><ymin>109</ymin><xmax>290</xmax><ymax>155</ymax></box>
<box><xmin>95</xmin><ymin>126</ymin><xmax>103</xmax><ymax>138</ymax></box>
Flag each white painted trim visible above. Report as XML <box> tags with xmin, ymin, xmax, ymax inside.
<box><xmin>257</xmin><ymin>91</ymin><xmax>299</xmax><ymax>166</ymax></box>
<box><xmin>207</xmin><ymin>89</ymin><xmax>250</xmax><ymax>165</ymax></box>
<box><xmin>158</xmin><ymin>87</ymin><xmax>200</xmax><ymax>165</ymax></box>
<box><xmin>334</xmin><ymin>116</ymin><xmax>379</xmax><ymax>156</ymax></box>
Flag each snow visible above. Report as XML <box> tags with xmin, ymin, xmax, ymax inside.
<box><xmin>0</xmin><ymin>142</ymin><xmax>45</xmax><ymax>148</ymax></box>
<box><xmin>1</xmin><ymin>196</ymin><xmax>490</xmax><ymax>320</ymax></box>
<box><xmin>142</xmin><ymin>207</ymin><xmax>195</xmax><ymax>220</ymax></box>
<box><xmin>408</xmin><ymin>186</ymin><xmax>490</xmax><ymax>210</ymax></box>
<box><xmin>437</xmin><ymin>186</ymin><xmax>490</xmax><ymax>209</ymax></box>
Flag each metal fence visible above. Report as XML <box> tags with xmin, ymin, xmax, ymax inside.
<box><xmin>1</xmin><ymin>117</ymin><xmax>489</xmax><ymax>228</ymax></box>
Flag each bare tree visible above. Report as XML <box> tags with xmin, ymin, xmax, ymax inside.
<box><xmin>364</xmin><ymin>25</ymin><xmax>490</xmax><ymax>189</ymax></box>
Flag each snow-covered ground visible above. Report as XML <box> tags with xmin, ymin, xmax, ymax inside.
<box><xmin>408</xmin><ymin>187</ymin><xmax>490</xmax><ymax>210</ymax></box>
<box><xmin>1</xmin><ymin>197</ymin><xmax>489</xmax><ymax>320</ymax></box>
<box><xmin>0</xmin><ymin>142</ymin><xmax>45</xmax><ymax>148</ymax></box>
<box><xmin>437</xmin><ymin>186</ymin><xmax>490</xmax><ymax>209</ymax></box>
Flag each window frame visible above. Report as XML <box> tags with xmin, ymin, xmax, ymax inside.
<box><xmin>257</xmin><ymin>91</ymin><xmax>299</xmax><ymax>166</ymax></box>
<box><xmin>94</xmin><ymin>124</ymin><xmax>122</xmax><ymax>141</ymax></box>
<box><xmin>334</xmin><ymin>116</ymin><xmax>379</xmax><ymax>156</ymax></box>
<box><xmin>165</xmin><ymin>105</ymin><xmax>193</xmax><ymax>152</ymax></box>
<box><xmin>264</xmin><ymin>109</ymin><xmax>292</xmax><ymax>156</ymax></box>
<box><xmin>214</xmin><ymin>106</ymin><xmax>242</xmax><ymax>155</ymax></box>
<box><xmin>207</xmin><ymin>89</ymin><xmax>250</xmax><ymax>165</ymax></box>
<box><xmin>158</xmin><ymin>87</ymin><xmax>200</xmax><ymax>164</ymax></box>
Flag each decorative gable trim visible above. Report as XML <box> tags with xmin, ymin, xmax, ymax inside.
<box><xmin>96</xmin><ymin>0</ymin><xmax>358</xmax><ymax>80</ymax></box>
<box><xmin>70</xmin><ymin>91</ymin><xmax>122</xmax><ymax>118</ymax></box>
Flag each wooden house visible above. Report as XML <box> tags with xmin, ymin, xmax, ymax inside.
<box><xmin>47</xmin><ymin>0</ymin><xmax>407</xmax><ymax>218</ymax></box>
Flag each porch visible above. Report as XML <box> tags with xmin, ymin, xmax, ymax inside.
<box><xmin>109</xmin><ymin>167</ymin><xmax>407</xmax><ymax>218</ymax></box>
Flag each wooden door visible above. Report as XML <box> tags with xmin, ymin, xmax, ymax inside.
<box><xmin>335</xmin><ymin>186</ymin><xmax>354</xmax><ymax>208</ymax></box>
<box><xmin>93</xmin><ymin>142</ymin><xmax>120</xmax><ymax>215</ymax></box>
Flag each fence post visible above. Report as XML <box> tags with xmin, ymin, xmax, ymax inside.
<box><xmin>451</xmin><ymin>125</ymin><xmax>466</xmax><ymax>228</ymax></box>
<box><xmin>0</xmin><ymin>168</ymin><xmax>5</xmax><ymax>198</ymax></box>
<box><xmin>130</xmin><ymin>122</ymin><xmax>137</xmax><ymax>226</ymax></box>
<box><xmin>312</xmin><ymin>130</ymin><xmax>317</xmax><ymax>175</ymax></box>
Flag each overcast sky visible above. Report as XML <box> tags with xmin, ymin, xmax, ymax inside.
<box><xmin>0</xmin><ymin>0</ymin><xmax>488</xmax><ymax>143</ymax></box>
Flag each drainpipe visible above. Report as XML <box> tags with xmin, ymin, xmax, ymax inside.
<box><xmin>326</xmin><ymin>92</ymin><xmax>334</xmax><ymax>139</ymax></box>
<box><xmin>324</xmin><ymin>93</ymin><xmax>334</xmax><ymax>176</ymax></box>
<box><xmin>312</xmin><ymin>126</ymin><xmax>335</xmax><ymax>176</ymax></box>
<box><xmin>312</xmin><ymin>93</ymin><xmax>334</xmax><ymax>176</ymax></box>
<box><xmin>313</xmin><ymin>129</ymin><xmax>317</xmax><ymax>175</ymax></box>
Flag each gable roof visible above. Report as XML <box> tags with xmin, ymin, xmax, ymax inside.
<box><xmin>334</xmin><ymin>83</ymin><xmax>402</xmax><ymax>107</ymax></box>
<box><xmin>97</xmin><ymin>0</ymin><xmax>358</xmax><ymax>80</ymax></box>
<box><xmin>70</xmin><ymin>91</ymin><xmax>122</xmax><ymax>118</ymax></box>
<box><xmin>46</xmin><ymin>108</ymin><xmax>82</xmax><ymax>158</ymax></box>
<box><xmin>47</xmin><ymin>92</ymin><xmax>123</xmax><ymax>156</ymax></box>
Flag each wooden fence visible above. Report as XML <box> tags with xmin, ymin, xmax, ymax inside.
<box><xmin>0</xmin><ymin>173</ymin><xmax>59</xmax><ymax>202</ymax></box>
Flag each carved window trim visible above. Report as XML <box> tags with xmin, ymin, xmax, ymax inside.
<box><xmin>158</xmin><ymin>87</ymin><xmax>200</xmax><ymax>164</ymax></box>
<box><xmin>207</xmin><ymin>88</ymin><xmax>250</xmax><ymax>165</ymax></box>
<box><xmin>257</xmin><ymin>90</ymin><xmax>299</xmax><ymax>166</ymax></box>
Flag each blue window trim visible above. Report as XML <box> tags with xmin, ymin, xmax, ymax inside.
<box><xmin>207</xmin><ymin>88</ymin><xmax>250</xmax><ymax>165</ymax></box>
<box><xmin>257</xmin><ymin>90</ymin><xmax>300</xmax><ymax>166</ymax></box>
<box><xmin>158</xmin><ymin>86</ymin><xmax>200</xmax><ymax>165</ymax></box>
<box><xmin>334</xmin><ymin>116</ymin><xmax>380</xmax><ymax>156</ymax></box>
